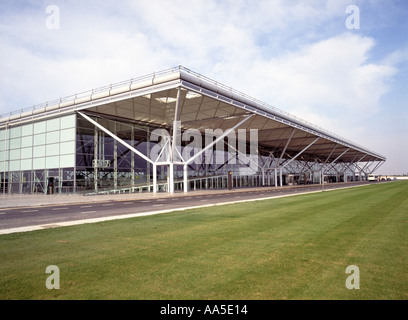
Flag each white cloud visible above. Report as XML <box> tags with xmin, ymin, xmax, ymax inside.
<box><xmin>209</xmin><ymin>33</ymin><xmax>396</xmax><ymax>125</ymax></box>
<box><xmin>0</xmin><ymin>1</ymin><xmax>398</xmax><ymax>119</ymax></box>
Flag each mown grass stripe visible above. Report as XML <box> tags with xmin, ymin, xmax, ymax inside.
<box><xmin>0</xmin><ymin>182</ymin><xmax>406</xmax><ymax>300</ymax></box>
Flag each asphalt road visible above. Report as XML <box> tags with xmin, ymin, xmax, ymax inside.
<box><xmin>0</xmin><ymin>182</ymin><xmax>372</xmax><ymax>233</ymax></box>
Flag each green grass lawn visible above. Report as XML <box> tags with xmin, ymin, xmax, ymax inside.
<box><xmin>0</xmin><ymin>182</ymin><xmax>407</xmax><ymax>300</ymax></box>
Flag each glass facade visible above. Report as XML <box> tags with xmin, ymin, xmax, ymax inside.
<box><xmin>0</xmin><ymin>111</ymin><xmax>353</xmax><ymax>195</ymax></box>
<box><xmin>0</xmin><ymin>112</ymin><xmax>269</xmax><ymax>194</ymax></box>
<box><xmin>75</xmin><ymin>114</ymin><xmax>153</xmax><ymax>193</ymax></box>
<box><xmin>0</xmin><ymin>114</ymin><xmax>76</xmax><ymax>194</ymax></box>
<box><xmin>74</xmin><ymin>114</ymin><xmax>265</xmax><ymax>194</ymax></box>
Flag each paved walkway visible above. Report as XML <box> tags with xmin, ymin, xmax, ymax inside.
<box><xmin>0</xmin><ymin>190</ymin><xmax>198</xmax><ymax>209</ymax></box>
<box><xmin>0</xmin><ymin>186</ymin><xmax>291</xmax><ymax>209</ymax></box>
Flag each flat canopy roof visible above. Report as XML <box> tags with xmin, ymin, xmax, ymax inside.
<box><xmin>0</xmin><ymin>66</ymin><xmax>385</xmax><ymax>164</ymax></box>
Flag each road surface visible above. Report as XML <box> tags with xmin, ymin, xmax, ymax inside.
<box><xmin>0</xmin><ymin>182</ymin><xmax>372</xmax><ymax>234</ymax></box>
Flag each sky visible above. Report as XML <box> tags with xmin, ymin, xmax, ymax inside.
<box><xmin>0</xmin><ymin>0</ymin><xmax>407</xmax><ymax>174</ymax></box>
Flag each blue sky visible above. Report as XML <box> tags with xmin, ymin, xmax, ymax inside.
<box><xmin>0</xmin><ymin>0</ymin><xmax>407</xmax><ymax>174</ymax></box>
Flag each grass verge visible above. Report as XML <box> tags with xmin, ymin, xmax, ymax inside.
<box><xmin>0</xmin><ymin>182</ymin><xmax>407</xmax><ymax>299</ymax></box>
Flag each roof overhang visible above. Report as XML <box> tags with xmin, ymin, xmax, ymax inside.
<box><xmin>0</xmin><ymin>66</ymin><xmax>386</xmax><ymax>164</ymax></box>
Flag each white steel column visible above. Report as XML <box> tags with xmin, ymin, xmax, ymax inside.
<box><xmin>113</xmin><ymin>122</ymin><xmax>118</xmax><ymax>190</ymax></box>
<box><xmin>146</xmin><ymin>127</ymin><xmax>150</xmax><ymax>190</ymax></box>
<box><xmin>169</xmin><ymin>87</ymin><xmax>182</xmax><ymax>194</ymax></box>
<box><xmin>261</xmin><ymin>167</ymin><xmax>265</xmax><ymax>186</ymax></box>
<box><xmin>169</xmin><ymin>163</ymin><xmax>174</xmax><ymax>193</ymax></box>
<box><xmin>153</xmin><ymin>163</ymin><xmax>157</xmax><ymax>193</ymax></box>
<box><xmin>131</xmin><ymin>126</ymin><xmax>135</xmax><ymax>188</ymax></box>
<box><xmin>183</xmin><ymin>164</ymin><xmax>188</xmax><ymax>192</ymax></box>
<box><xmin>94</xmin><ymin>125</ymin><xmax>98</xmax><ymax>193</ymax></box>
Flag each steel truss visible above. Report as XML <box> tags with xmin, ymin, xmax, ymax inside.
<box><xmin>71</xmin><ymin>68</ymin><xmax>385</xmax><ymax>194</ymax></box>
<box><xmin>77</xmin><ymin>110</ymin><xmax>385</xmax><ymax>194</ymax></box>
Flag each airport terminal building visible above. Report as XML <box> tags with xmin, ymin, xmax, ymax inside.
<box><xmin>0</xmin><ymin>66</ymin><xmax>386</xmax><ymax>195</ymax></box>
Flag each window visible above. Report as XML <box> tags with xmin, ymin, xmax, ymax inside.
<box><xmin>60</xmin><ymin>128</ymin><xmax>75</xmax><ymax>142</ymax></box>
<box><xmin>60</xmin><ymin>154</ymin><xmax>75</xmax><ymax>167</ymax></box>
<box><xmin>47</xmin><ymin>118</ymin><xmax>60</xmax><ymax>131</ymax></box>
<box><xmin>9</xmin><ymin>149</ymin><xmax>20</xmax><ymax>160</ymax></box>
<box><xmin>22</xmin><ymin>124</ymin><xmax>33</xmax><ymax>136</ymax></box>
<box><xmin>21</xmin><ymin>147</ymin><xmax>33</xmax><ymax>159</ymax></box>
<box><xmin>10</xmin><ymin>127</ymin><xmax>22</xmax><ymax>139</ymax></box>
<box><xmin>47</xmin><ymin>131</ymin><xmax>60</xmax><ymax>144</ymax></box>
<box><xmin>33</xmin><ymin>146</ymin><xmax>46</xmax><ymax>158</ymax></box>
<box><xmin>46</xmin><ymin>143</ymin><xmax>60</xmax><ymax>156</ymax></box>
<box><xmin>9</xmin><ymin>160</ymin><xmax>20</xmax><ymax>171</ymax></box>
<box><xmin>21</xmin><ymin>159</ymin><xmax>32</xmax><ymax>171</ymax></box>
<box><xmin>34</xmin><ymin>121</ymin><xmax>46</xmax><ymax>134</ymax></box>
<box><xmin>33</xmin><ymin>134</ymin><xmax>46</xmax><ymax>146</ymax></box>
<box><xmin>9</xmin><ymin>138</ymin><xmax>21</xmax><ymax>149</ymax></box>
<box><xmin>60</xmin><ymin>115</ymin><xmax>76</xmax><ymax>129</ymax></box>
<box><xmin>21</xmin><ymin>136</ymin><xmax>32</xmax><ymax>148</ymax></box>
<box><xmin>60</xmin><ymin>141</ymin><xmax>75</xmax><ymax>155</ymax></box>
<box><xmin>33</xmin><ymin>157</ymin><xmax>45</xmax><ymax>170</ymax></box>
<box><xmin>46</xmin><ymin>156</ymin><xmax>59</xmax><ymax>169</ymax></box>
